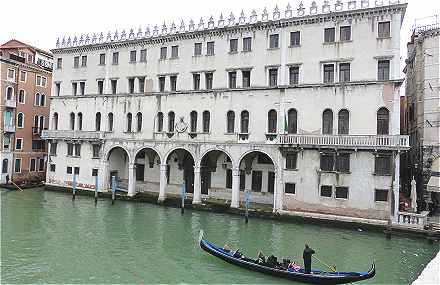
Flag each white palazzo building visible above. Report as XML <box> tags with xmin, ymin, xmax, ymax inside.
<box><xmin>43</xmin><ymin>1</ymin><xmax>409</xmax><ymax>222</ymax></box>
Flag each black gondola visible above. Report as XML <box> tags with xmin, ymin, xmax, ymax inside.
<box><xmin>199</xmin><ymin>233</ymin><xmax>375</xmax><ymax>285</ymax></box>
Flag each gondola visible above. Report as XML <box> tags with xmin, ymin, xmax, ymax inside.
<box><xmin>199</xmin><ymin>232</ymin><xmax>375</xmax><ymax>285</ymax></box>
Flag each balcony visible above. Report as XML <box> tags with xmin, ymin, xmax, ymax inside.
<box><xmin>5</xmin><ymin>100</ymin><xmax>16</xmax><ymax>108</ymax></box>
<box><xmin>396</xmin><ymin>211</ymin><xmax>429</xmax><ymax>230</ymax></box>
<box><xmin>276</xmin><ymin>134</ymin><xmax>410</xmax><ymax>150</ymax></box>
<box><xmin>41</xmin><ymin>130</ymin><xmax>106</xmax><ymax>141</ymax></box>
<box><xmin>4</xmin><ymin>125</ymin><xmax>15</xmax><ymax>133</ymax></box>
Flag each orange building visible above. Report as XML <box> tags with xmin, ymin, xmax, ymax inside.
<box><xmin>0</xmin><ymin>39</ymin><xmax>52</xmax><ymax>185</ymax></box>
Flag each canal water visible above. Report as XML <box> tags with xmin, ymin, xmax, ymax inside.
<box><xmin>1</xmin><ymin>188</ymin><xmax>438</xmax><ymax>284</ymax></box>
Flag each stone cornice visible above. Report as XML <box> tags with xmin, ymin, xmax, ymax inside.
<box><xmin>0</xmin><ymin>56</ymin><xmax>53</xmax><ymax>75</ymax></box>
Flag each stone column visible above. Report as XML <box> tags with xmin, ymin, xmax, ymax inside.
<box><xmin>231</xmin><ymin>168</ymin><xmax>240</xmax><ymax>208</ymax></box>
<box><xmin>127</xmin><ymin>163</ymin><xmax>136</xmax><ymax>197</ymax></box>
<box><xmin>193</xmin><ymin>166</ymin><xmax>202</xmax><ymax>204</ymax></box>
<box><xmin>158</xmin><ymin>164</ymin><xmax>167</xmax><ymax>202</ymax></box>
<box><xmin>101</xmin><ymin>160</ymin><xmax>110</xmax><ymax>191</ymax></box>
<box><xmin>274</xmin><ymin>171</ymin><xmax>284</xmax><ymax>212</ymax></box>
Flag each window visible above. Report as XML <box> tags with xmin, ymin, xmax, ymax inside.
<box><xmin>69</xmin><ymin>112</ymin><xmax>75</xmax><ymax>130</ymax></box>
<box><xmin>336</xmin><ymin>187</ymin><xmax>349</xmax><ymax>199</ymax></box>
<box><xmin>55</xmin><ymin>83</ymin><xmax>60</xmax><ymax>96</ymax></box>
<box><xmin>97</xmin><ymin>80</ymin><xmax>104</xmax><ymax>95</ymax></box>
<box><xmin>74</xmin><ymin>56</ymin><xmax>79</xmax><ymax>68</ymax></box>
<box><xmin>92</xmin><ymin>168</ymin><xmax>99</xmax><ymax>176</ymax></box>
<box><xmin>126</xmin><ymin>113</ymin><xmax>132</xmax><ymax>132</ymax></box>
<box><xmin>72</xmin><ymin>82</ymin><xmax>77</xmax><ymax>96</ymax></box>
<box><xmin>243</xmin><ymin>37</ymin><xmax>252</xmax><ymax>51</ymax></box>
<box><xmin>2</xmin><ymin>159</ymin><xmax>8</xmax><ymax>173</ymax></box>
<box><xmin>20</xmin><ymin>71</ymin><xmax>27</xmax><ymax>82</ymax></box>
<box><xmin>168</xmin><ymin>112</ymin><xmax>175</xmax><ymax>132</ymax></box>
<box><xmin>290</xmin><ymin>31</ymin><xmax>300</xmax><ymax>46</ymax></box>
<box><xmin>170</xmin><ymin>76</ymin><xmax>177</xmax><ymax>91</ymax></box>
<box><xmin>140</xmin><ymin>49</ymin><xmax>147</xmax><ymax>62</ymax></box>
<box><xmin>340</xmin><ymin>26</ymin><xmax>351</xmax><ymax>41</ymax></box>
<box><xmin>99</xmin><ymin>53</ymin><xmax>106</xmax><ymax>65</ymax></box>
<box><xmin>190</xmin><ymin>111</ymin><xmax>197</xmax><ymax>133</ymax></box>
<box><xmin>136</xmin><ymin>112</ymin><xmax>142</xmax><ymax>132</ymax></box>
<box><xmin>129</xmin><ymin>50</ymin><xmax>136</xmax><ymax>62</ymax></box>
<box><xmin>242</xmin><ymin>71</ymin><xmax>251</xmax><ymax>88</ymax></box>
<box><xmin>269</xmin><ymin>68</ymin><xmax>278</xmax><ymax>87</ymax></box>
<box><xmin>157</xmin><ymin>112</ymin><xmax>163</xmax><ymax>132</ymax></box>
<box><xmin>92</xmin><ymin>145</ymin><xmax>101</xmax><ymax>158</ymax></box>
<box><xmin>74</xmin><ymin>144</ymin><xmax>81</xmax><ymax>156</ymax></box>
<box><xmin>67</xmin><ymin>166</ymin><xmax>72</xmax><ymax>174</ymax></box>
<box><xmin>339</xmin><ymin>63</ymin><xmax>350</xmax><ymax>82</ymax></box>
<box><xmin>95</xmin><ymin>112</ymin><xmax>101</xmax><ymax>131</ymax></box>
<box><xmin>202</xmin><ymin>111</ymin><xmax>210</xmax><ymax>133</ymax></box>
<box><xmin>158</xmin><ymin>77</ymin><xmax>165</xmax><ymax>92</ymax></box>
<box><xmin>193</xmin><ymin>74</ymin><xmax>200</xmax><ymax>90</ymax></box>
<box><xmin>377</xmin><ymin>107</ymin><xmax>389</xmax><ymax>135</ymax></box>
<box><xmin>322</xmin><ymin>109</ymin><xmax>333</xmax><ymax>134</ymax></box>
<box><xmin>111</xmin><ymin>79</ymin><xmax>117</xmax><ymax>94</ymax></box>
<box><xmin>128</xmin><ymin>78</ymin><xmax>135</xmax><ymax>93</ymax></box>
<box><xmin>6</xmin><ymin>86</ymin><xmax>13</xmax><ymax>100</ymax></box>
<box><xmin>323</xmin><ymin>64</ymin><xmax>335</xmax><ymax>83</ymax></box>
<box><xmin>320</xmin><ymin>153</ymin><xmax>334</xmax><ymax>171</ymax></box>
<box><xmin>286</xmin><ymin>152</ymin><xmax>297</xmax><ymax>170</ymax></box>
<box><xmin>15</xmin><ymin>138</ymin><xmax>23</xmax><ymax>150</ymax></box>
<box><xmin>74</xmin><ymin>167</ymin><xmax>80</xmax><ymax>175</ymax></box>
<box><xmin>55</xmin><ymin>58</ymin><xmax>62</xmax><ymax>69</ymax></box>
<box><xmin>138</xmin><ymin>77</ymin><xmax>145</xmax><ymax>93</ymax></box>
<box><xmin>320</xmin><ymin>185</ymin><xmax>332</xmax><ymax>197</ymax></box>
<box><xmin>240</xmin><ymin>110</ymin><xmax>249</xmax><ymax>133</ymax></box>
<box><xmin>378</xmin><ymin>60</ymin><xmax>390</xmax><ymax>81</ymax></box>
<box><xmin>285</xmin><ymin>183</ymin><xmax>296</xmax><ymax>194</ymax></box>
<box><xmin>160</xmin><ymin>47</ymin><xmax>167</xmax><ymax>60</ymax></box>
<box><xmin>287</xmin><ymin>109</ymin><xmax>297</xmax><ymax>134</ymax></box>
<box><xmin>336</xmin><ymin>153</ymin><xmax>350</xmax><ymax>173</ymax></box>
<box><xmin>289</xmin><ymin>66</ymin><xmax>299</xmax><ymax>85</ymax></box>
<box><xmin>227</xmin><ymin>111</ymin><xmax>235</xmax><ymax>133</ymax></box>
<box><xmin>194</xmin><ymin>43</ymin><xmax>202</xmax><ymax>56</ymax></box>
<box><xmin>81</xmin><ymin>55</ymin><xmax>87</xmax><ymax>67</ymax></box>
<box><xmin>112</xmin><ymin>52</ymin><xmax>119</xmax><ymax>64</ymax></box>
<box><xmin>378</xmin><ymin>21</ymin><xmax>390</xmax><ymax>38</ymax></box>
<box><xmin>206</xmin><ymin>41</ymin><xmax>215</xmax><ymax>56</ymax></box>
<box><xmin>226</xmin><ymin>169</ymin><xmax>232</xmax><ymax>189</ymax></box>
<box><xmin>38</xmin><ymin>158</ymin><xmax>44</xmax><ymax>171</ymax></box>
<box><xmin>269</xmin><ymin>34</ymin><xmax>279</xmax><ymax>48</ymax></box>
<box><xmin>205</xmin><ymin>73</ymin><xmax>213</xmax><ymax>90</ymax></box>
<box><xmin>171</xmin><ymin>45</ymin><xmax>178</xmax><ymax>58</ymax></box>
<box><xmin>17</xmin><ymin>113</ymin><xmax>24</xmax><ymax>128</ymax></box>
<box><xmin>375</xmin><ymin>154</ymin><xmax>392</xmax><ymax>175</ymax></box>
<box><xmin>324</xmin><ymin>28</ymin><xmax>335</xmax><ymax>43</ymax></box>
<box><xmin>52</xmin><ymin>113</ymin><xmax>58</xmax><ymax>130</ymax></box>
<box><xmin>50</xmin><ymin>164</ymin><xmax>56</xmax><ymax>172</ymax></box>
<box><xmin>230</xmin><ymin>39</ymin><xmax>238</xmax><ymax>53</ymax></box>
<box><xmin>79</xmin><ymin>82</ymin><xmax>85</xmax><ymax>95</ymax></box>
<box><xmin>108</xmin><ymin>113</ymin><xmax>114</xmax><ymax>132</ymax></box>
<box><xmin>7</xmin><ymin>68</ymin><xmax>15</xmax><ymax>80</ymax></box>
<box><xmin>375</xmin><ymin>189</ymin><xmax>388</xmax><ymax>202</ymax></box>
<box><xmin>16</xmin><ymin>89</ymin><xmax>25</xmax><ymax>104</ymax></box>
<box><xmin>77</xmin><ymin>112</ymin><xmax>83</xmax><ymax>130</ymax></box>
<box><xmin>14</xmin><ymin>159</ymin><xmax>21</xmax><ymax>173</ymax></box>
<box><xmin>251</xmin><ymin>171</ymin><xmax>262</xmax><ymax>192</ymax></box>
<box><xmin>228</xmin><ymin>71</ymin><xmax>237</xmax><ymax>88</ymax></box>
<box><xmin>268</xmin><ymin>109</ymin><xmax>277</xmax><ymax>133</ymax></box>
<box><xmin>338</xmin><ymin>109</ymin><xmax>349</xmax><ymax>134</ymax></box>
<box><xmin>50</xmin><ymin>142</ymin><xmax>57</xmax><ymax>156</ymax></box>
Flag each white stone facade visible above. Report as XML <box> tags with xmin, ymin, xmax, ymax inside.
<box><xmin>44</xmin><ymin>2</ymin><xmax>409</xmax><ymax>221</ymax></box>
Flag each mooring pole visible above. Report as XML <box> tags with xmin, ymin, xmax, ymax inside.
<box><xmin>111</xmin><ymin>176</ymin><xmax>116</xmax><ymax>205</ymax></box>
<box><xmin>94</xmin><ymin>175</ymin><xmax>99</xmax><ymax>204</ymax></box>
<box><xmin>245</xmin><ymin>189</ymin><xmax>250</xmax><ymax>223</ymax></box>
<box><xmin>181</xmin><ymin>181</ymin><xmax>186</xmax><ymax>214</ymax></box>
<box><xmin>72</xmin><ymin>174</ymin><xmax>77</xmax><ymax>201</ymax></box>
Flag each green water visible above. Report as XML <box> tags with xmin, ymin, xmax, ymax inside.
<box><xmin>1</xmin><ymin>188</ymin><xmax>438</xmax><ymax>284</ymax></box>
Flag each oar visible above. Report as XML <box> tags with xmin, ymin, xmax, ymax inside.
<box><xmin>312</xmin><ymin>255</ymin><xmax>337</xmax><ymax>272</ymax></box>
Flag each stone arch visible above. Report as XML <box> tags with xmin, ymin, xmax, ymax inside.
<box><xmin>106</xmin><ymin>146</ymin><xmax>131</xmax><ymax>188</ymax></box>
<box><xmin>164</xmin><ymin>147</ymin><xmax>196</xmax><ymax>194</ymax></box>
<box><xmin>133</xmin><ymin>146</ymin><xmax>162</xmax><ymax>192</ymax></box>
<box><xmin>133</xmin><ymin>145</ymin><xmax>163</xmax><ymax>164</ymax></box>
<box><xmin>163</xmin><ymin>146</ymin><xmax>197</xmax><ymax>166</ymax></box>
<box><xmin>105</xmin><ymin>145</ymin><xmax>132</xmax><ymax>163</ymax></box>
<box><xmin>238</xmin><ymin>149</ymin><xmax>278</xmax><ymax>172</ymax></box>
<box><xmin>199</xmin><ymin>149</ymin><xmax>235</xmax><ymax>195</ymax></box>
<box><xmin>198</xmin><ymin>147</ymin><xmax>236</xmax><ymax>169</ymax></box>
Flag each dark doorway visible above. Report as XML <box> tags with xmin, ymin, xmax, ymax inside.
<box><xmin>183</xmin><ymin>158</ymin><xmax>194</xmax><ymax>193</ymax></box>
<box><xmin>201</xmin><ymin>167</ymin><xmax>211</xmax><ymax>194</ymax></box>
<box><xmin>136</xmin><ymin>164</ymin><xmax>145</xmax><ymax>181</ymax></box>
<box><xmin>240</xmin><ymin>170</ymin><xmax>246</xmax><ymax>191</ymax></box>
<box><xmin>268</xmin><ymin>171</ymin><xmax>275</xmax><ymax>193</ymax></box>
<box><xmin>251</xmin><ymin>171</ymin><xmax>262</xmax><ymax>192</ymax></box>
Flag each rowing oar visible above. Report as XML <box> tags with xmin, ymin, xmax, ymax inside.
<box><xmin>312</xmin><ymin>255</ymin><xmax>337</xmax><ymax>272</ymax></box>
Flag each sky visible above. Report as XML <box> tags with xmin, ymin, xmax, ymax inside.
<box><xmin>1</xmin><ymin>0</ymin><xmax>439</xmax><ymax>66</ymax></box>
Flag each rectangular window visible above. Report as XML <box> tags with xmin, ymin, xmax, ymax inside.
<box><xmin>269</xmin><ymin>34</ymin><xmax>279</xmax><ymax>48</ymax></box>
<box><xmin>289</xmin><ymin>66</ymin><xmax>299</xmax><ymax>85</ymax></box>
<box><xmin>205</xmin><ymin>73</ymin><xmax>213</xmax><ymax>90</ymax></box>
<box><xmin>320</xmin><ymin>153</ymin><xmax>334</xmax><ymax>171</ymax></box>
<box><xmin>230</xmin><ymin>39</ymin><xmax>238</xmax><ymax>53</ymax></box>
<box><xmin>375</xmin><ymin>189</ymin><xmax>388</xmax><ymax>202</ymax></box>
<box><xmin>290</xmin><ymin>31</ymin><xmax>300</xmax><ymax>46</ymax></box>
<box><xmin>32</xmin><ymin>140</ymin><xmax>44</xmax><ymax>151</ymax></box>
<box><xmin>378</xmin><ymin>60</ymin><xmax>390</xmax><ymax>81</ymax></box>
<box><xmin>129</xmin><ymin>50</ymin><xmax>137</xmax><ymax>62</ymax></box>
<box><xmin>79</xmin><ymin>82</ymin><xmax>85</xmax><ymax>95</ymax></box>
<box><xmin>339</xmin><ymin>63</ymin><xmax>351</xmax><ymax>82</ymax></box>
<box><xmin>171</xmin><ymin>45</ymin><xmax>178</xmax><ymax>58</ymax></box>
<box><xmin>226</xmin><ymin>169</ymin><xmax>232</xmax><ymax>189</ymax></box>
<box><xmin>81</xmin><ymin>55</ymin><xmax>87</xmax><ymax>67</ymax></box>
<box><xmin>67</xmin><ymin>143</ymin><xmax>74</xmax><ymax>156</ymax></box>
<box><xmin>378</xmin><ymin>21</ymin><xmax>390</xmax><ymax>38</ymax></box>
<box><xmin>170</xmin><ymin>76</ymin><xmax>177</xmax><ymax>91</ymax></box>
<box><xmin>194</xmin><ymin>43</ymin><xmax>202</xmax><ymax>56</ymax></box>
<box><xmin>38</xmin><ymin>158</ymin><xmax>44</xmax><ymax>171</ymax></box>
<box><xmin>323</xmin><ymin>64</ymin><xmax>335</xmax><ymax>83</ymax></box>
<box><xmin>128</xmin><ymin>78</ymin><xmax>135</xmax><ymax>93</ymax></box>
<box><xmin>112</xmin><ymin>52</ymin><xmax>119</xmax><ymax>64</ymax></box>
<box><xmin>228</xmin><ymin>71</ymin><xmax>237</xmax><ymax>89</ymax></box>
<box><xmin>243</xmin><ymin>37</ymin><xmax>252</xmax><ymax>51</ymax></box>
<box><xmin>15</xmin><ymin>138</ymin><xmax>23</xmax><ymax>150</ymax></box>
<box><xmin>269</xmin><ymin>68</ymin><xmax>278</xmax><ymax>87</ymax></box>
<box><xmin>160</xmin><ymin>47</ymin><xmax>167</xmax><ymax>60</ymax></box>
<box><xmin>50</xmin><ymin>164</ymin><xmax>56</xmax><ymax>172</ymax></box>
<box><xmin>285</xmin><ymin>183</ymin><xmax>296</xmax><ymax>194</ymax></box>
<box><xmin>97</xmin><ymin>80</ymin><xmax>104</xmax><ymax>95</ymax></box>
<box><xmin>324</xmin><ymin>28</ymin><xmax>335</xmax><ymax>43</ymax></box>
<box><xmin>92</xmin><ymin>168</ymin><xmax>99</xmax><ymax>177</ymax></box>
<box><xmin>72</xmin><ymin>82</ymin><xmax>78</xmax><ymax>96</ymax></box>
<box><xmin>207</xmin><ymin>41</ymin><xmax>215</xmax><ymax>56</ymax></box>
<box><xmin>375</xmin><ymin>154</ymin><xmax>392</xmax><ymax>175</ymax></box>
<box><xmin>36</xmin><ymin>75</ymin><xmax>42</xmax><ymax>86</ymax></box>
<box><xmin>30</xmin><ymin>158</ymin><xmax>36</xmax><ymax>171</ymax></box>
<box><xmin>50</xmin><ymin>142</ymin><xmax>57</xmax><ymax>156</ymax></box>
<box><xmin>14</xmin><ymin>159</ymin><xmax>21</xmax><ymax>173</ymax></box>
<box><xmin>251</xmin><ymin>170</ymin><xmax>262</xmax><ymax>192</ymax></box>
<box><xmin>74</xmin><ymin>167</ymin><xmax>80</xmax><ymax>175</ymax></box>
<box><xmin>140</xmin><ymin>49</ymin><xmax>147</xmax><ymax>62</ymax></box>
<box><xmin>92</xmin><ymin>144</ymin><xmax>101</xmax><ymax>158</ymax></box>
<box><xmin>111</xmin><ymin>79</ymin><xmax>117</xmax><ymax>94</ymax></box>
<box><xmin>74</xmin><ymin>144</ymin><xmax>81</xmax><ymax>156</ymax></box>
<box><xmin>54</xmin><ymin>83</ymin><xmax>61</xmax><ymax>96</ymax></box>
<box><xmin>159</xmin><ymin>77</ymin><xmax>166</xmax><ymax>92</ymax></box>
<box><xmin>73</xmin><ymin>56</ymin><xmax>79</xmax><ymax>68</ymax></box>
<box><xmin>7</xmin><ymin>68</ymin><xmax>15</xmax><ymax>80</ymax></box>
<box><xmin>56</xmin><ymin>58</ymin><xmax>62</xmax><ymax>69</ymax></box>
<box><xmin>19</xmin><ymin>71</ymin><xmax>27</xmax><ymax>82</ymax></box>
<box><xmin>335</xmin><ymin>187</ymin><xmax>349</xmax><ymax>199</ymax></box>
<box><xmin>67</xmin><ymin>166</ymin><xmax>72</xmax><ymax>174</ymax></box>
<box><xmin>340</xmin><ymin>26</ymin><xmax>351</xmax><ymax>41</ymax></box>
<box><xmin>336</xmin><ymin>153</ymin><xmax>350</xmax><ymax>173</ymax></box>
<box><xmin>99</xmin><ymin>53</ymin><xmax>106</xmax><ymax>65</ymax></box>
<box><xmin>242</xmin><ymin>70</ymin><xmax>251</xmax><ymax>88</ymax></box>
<box><xmin>193</xmin><ymin>74</ymin><xmax>200</xmax><ymax>90</ymax></box>
<box><xmin>320</xmin><ymin>185</ymin><xmax>332</xmax><ymax>197</ymax></box>
<box><xmin>286</xmin><ymin>152</ymin><xmax>297</xmax><ymax>170</ymax></box>
<box><xmin>138</xmin><ymin>77</ymin><xmax>145</xmax><ymax>93</ymax></box>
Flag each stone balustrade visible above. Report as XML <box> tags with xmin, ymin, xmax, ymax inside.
<box><xmin>4</xmin><ymin>100</ymin><xmax>16</xmax><ymax>108</ymax></box>
<box><xmin>396</xmin><ymin>211</ymin><xmax>430</xmax><ymax>230</ymax></box>
<box><xmin>41</xmin><ymin>130</ymin><xmax>106</xmax><ymax>141</ymax></box>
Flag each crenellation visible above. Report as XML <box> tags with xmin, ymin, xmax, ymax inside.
<box><xmin>285</xmin><ymin>4</ymin><xmax>293</xmax><ymax>18</ymax></box>
<box><xmin>262</xmin><ymin>8</ymin><xmax>269</xmax><ymax>21</ymax></box>
<box><xmin>273</xmin><ymin>5</ymin><xmax>281</xmax><ymax>20</ymax></box>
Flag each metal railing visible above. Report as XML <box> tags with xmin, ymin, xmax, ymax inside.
<box><xmin>41</xmin><ymin>130</ymin><xmax>106</xmax><ymax>141</ymax></box>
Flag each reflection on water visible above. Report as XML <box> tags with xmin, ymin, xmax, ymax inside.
<box><xmin>1</xmin><ymin>188</ymin><xmax>438</xmax><ymax>284</ymax></box>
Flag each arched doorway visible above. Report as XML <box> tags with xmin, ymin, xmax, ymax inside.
<box><xmin>134</xmin><ymin>148</ymin><xmax>161</xmax><ymax>192</ymax></box>
<box><xmin>107</xmin><ymin>147</ymin><xmax>130</xmax><ymax>190</ymax></box>
<box><xmin>165</xmin><ymin>149</ymin><xmax>195</xmax><ymax>194</ymax></box>
<box><xmin>200</xmin><ymin>150</ymin><xmax>233</xmax><ymax>196</ymax></box>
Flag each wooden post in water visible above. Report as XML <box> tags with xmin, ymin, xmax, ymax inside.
<box><xmin>244</xmin><ymin>189</ymin><xmax>250</xmax><ymax>223</ymax></box>
<box><xmin>94</xmin><ymin>175</ymin><xmax>99</xmax><ymax>204</ymax></box>
<box><xmin>111</xmin><ymin>176</ymin><xmax>116</xmax><ymax>205</ymax></box>
<box><xmin>181</xmin><ymin>181</ymin><xmax>186</xmax><ymax>214</ymax></box>
<box><xmin>72</xmin><ymin>174</ymin><xmax>77</xmax><ymax>201</ymax></box>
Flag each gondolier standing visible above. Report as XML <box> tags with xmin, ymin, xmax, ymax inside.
<box><xmin>303</xmin><ymin>244</ymin><xmax>315</xmax><ymax>274</ymax></box>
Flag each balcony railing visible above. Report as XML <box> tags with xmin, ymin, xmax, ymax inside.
<box><xmin>41</xmin><ymin>130</ymin><xmax>106</xmax><ymax>141</ymax></box>
<box><xmin>276</xmin><ymin>134</ymin><xmax>409</xmax><ymax>150</ymax></box>
<box><xmin>3</xmin><ymin>125</ymin><xmax>15</xmax><ymax>133</ymax></box>
<box><xmin>396</xmin><ymin>211</ymin><xmax>429</xmax><ymax>230</ymax></box>
<box><xmin>5</xmin><ymin>100</ymin><xmax>16</xmax><ymax>108</ymax></box>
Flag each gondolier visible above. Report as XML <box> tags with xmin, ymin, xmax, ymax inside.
<box><xmin>303</xmin><ymin>244</ymin><xmax>315</xmax><ymax>274</ymax></box>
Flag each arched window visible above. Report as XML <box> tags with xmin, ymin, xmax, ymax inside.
<box><xmin>136</xmin><ymin>112</ymin><xmax>142</xmax><ymax>132</ymax></box>
<box><xmin>39</xmin><ymin>116</ymin><xmax>44</xmax><ymax>130</ymax></box>
<box><xmin>241</xmin><ymin>110</ymin><xmax>249</xmax><ymax>133</ymax></box>
<box><xmin>287</xmin><ymin>109</ymin><xmax>297</xmax><ymax>134</ymax></box>
<box><xmin>108</xmin><ymin>113</ymin><xmax>114</xmax><ymax>132</ymax></box>
<box><xmin>322</xmin><ymin>109</ymin><xmax>333</xmax><ymax>135</ymax></box>
<box><xmin>126</xmin><ymin>113</ymin><xmax>132</xmax><ymax>132</ymax></box>
<box><xmin>70</xmin><ymin>112</ymin><xmax>75</xmax><ymax>130</ymax></box>
<box><xmin>77</xmin><ymin>112</ymin><xmax>83</xmax><ymax>130</ymax></box>
<box><xmin>6</xmin><ymin>86</ymin><xmax>13</xmax><ymax>100</ymax></box>
<box><xmin>227</xmin><ymin>111</ymin><xmax>235</xmax><ymax>134</ymax></box>
<box><xmin>168</xmin><ymin>111</ymin><xmax>175</xmax><ymax>132</ymax></box>
<box><xmin>34</xmin><ymin>93</ymin><xmax>40</xmax><ymax>106</ymax></box>
<box><xmin>18</xmin><ymin>89</ymin><xmax>25</xmax><ymax>103</ymax></box>
<box><xmin>190</xmin><ymin>111</ymin><xmax>197</xmax><ymax>133</ymax></box>
<box><xmin>157</xmin><ymin>112</ymin><xmax>163</xmax><ymax>132</ymax></box>
<box><xmin>377</xmin><ymin>107</ymin><xmax>389</xmax><ymax>135</ymax></box>
<box><xmin>203</xmin><ymin>111</ymin><xmax>210</xmax><ymax>133</ymax></box>
<box><xmin>17</xmin><ymin>113</ymin><xmax>24</xmax><ymax>128</ymax></box>
<box><xmin>33</xmin><ymin>115</ymin><xmax>39</xmax><ymax>128</ymax></box>
<box><xmin>95</xmin><ymin>112</ymin><xmax>101</xmax><ymax>131</ymax></box>
<box><xmin>40</xmin><ymin>94</ymin><xmax>45</xmax><ymax>106</ymax></box>
<box><xmin>338</xmin><ymin>109</ymin><xmax>349</xmax><ymax>134</ymax></box>
<box><xmin>2</xmin><ymin>159</ymin><xmax>8</xmax><ymax>174</ymax></box>
<box><xmin>267</xmin><ymin>109</ymin><xmax>277</xmax><ymax>133</ymax></box>
<box><xmin>52</xmin><ymin>113</ymin><xmax>58</xmax><ymax>130</ymax></box>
